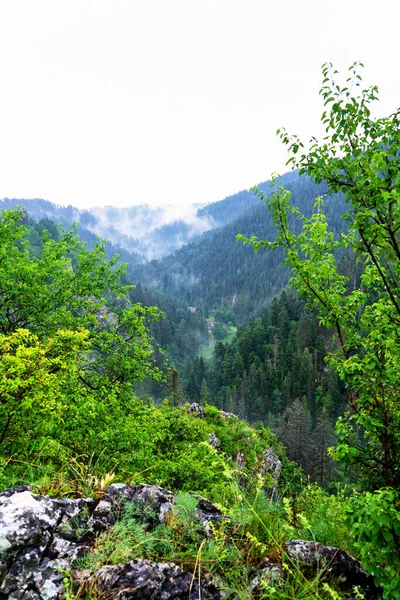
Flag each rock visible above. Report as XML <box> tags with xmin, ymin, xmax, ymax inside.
<box><xmin>260</xmin><ymin>449</ymin><xmax>282</xmax><ymax>482</ymax></box>
<box><xmin>260</xmin><ymin>448</ymin><xmax>282</xmax><ymax>500</ymax></box>
<box><xmin>0</xmin><ymin>485</ymin><xmax>221</xmax><ymax>600</ymax></box>
<box><xmin>91</xmin><ymin>558</ymin><xmax>221</xmax><ymax>599</ymax></box>
<box><xmin>195</xmin><ymin>498</ymin><xmax>225</xmax><ymax>538</ymax></box>
<box><xmin>88</xmin><ymin>483</ymin><xmax>173</xmax><ymax>533</ymax></box>
<box><xmin>250</xmin><ymin>558</ymin><xmax>283</xmax><ymax>593</ymax></box>
<box><xmin>87</xmin><ymin>483</ymin><xmax>134</xmax><ymax>534</ymax></box>
<box><xmin>208</xmin><ymin>432</ymin><xmax>221</xmax><ymax>451</ymax></box>
<box><xmin>0</xmin><ymin>485</ymin><xmax>33</xmax><ymax>502</ymax></box>
<box><xmin>188</xmin><ymin>402</ymin><xmax>205</xmax><ymax>418</ymax></box>
<box><xmin>0</xmin><ymin>490</ymin><xmax>93</xmax><ymax>600</ymax></box>
<box><xmin>130</xmin><ymin>484</ymin><xmax>173</xmax><ymax>525</ymax></box>
<box><xmin>219</xmin><ymin>410</ymin><xmax>235</xmax><ymax>419</ymax></box>
<box><xmin>286</xmin><ymin>540</ymin><xmax>380</xmax><ymax>598</ymax></box>
<box><xmin>234</xmin><ymin>451</ymin><xmax>246</xmax><ymax>470</ymax></box>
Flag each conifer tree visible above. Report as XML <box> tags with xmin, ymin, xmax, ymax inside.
<box><xmin>279</xmin><ymin>398</ymin><xmax>313</xmax><ymax>473</ymax></box>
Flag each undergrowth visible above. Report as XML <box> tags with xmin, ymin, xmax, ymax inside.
<box><xmin>73</xmin><ymin>483</ymin><xmax>356</xmax><ymax>600</ymax></box>
<box><xmin>0</xmin><ymin>404</ymin><xmax>365</xmax><ymax>599</ymax></box>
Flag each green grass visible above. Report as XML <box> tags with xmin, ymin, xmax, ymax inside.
<box><xmin>198</xmin><ymin>325</ymin><xmax>237</xmax><ymax>360</ymax></box>
<box><xmin>73</xmin><ymin>488</ymin><xmax>353</xmax><ymax>600</ymax></box>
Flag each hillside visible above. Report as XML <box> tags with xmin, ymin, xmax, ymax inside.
<box><xmin>0</xmin><ymin>182</ymin><xmax>262</xmax><ymax>262</ymax></box>
<box><xmin>129</xmin><ymin>175</ymin><xmax>347</xmax><ymax>320</ymax></box>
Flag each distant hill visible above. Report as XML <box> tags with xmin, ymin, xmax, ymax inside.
<box><xmin>0</xmin><ymin>182</ymin><xmax>264</xmax><ymax>261</ymax></box>
<box><xmin>1</xmin><ymin>171</ymin><xmax>347</xmax><ymax>321</ymax></box>
<box><xmin>128</xmin><ymin>174</ymin><xmax>347</xmax><ymax>321</ymax></box>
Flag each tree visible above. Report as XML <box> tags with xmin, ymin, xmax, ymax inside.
<box><xmin>239</xmin><ymin>62</ymin><xmax>400</xmax><ymax>595</ymax></box>
<box><xmin>239</xmin><ymin>62</ymin><xmax>400</xmax><ymax>490</ymax></box>
<box><xmin>199</xmin><ymin>378</ymin><xmax>211</xmax><ymax>405</ymax></box>
<box><xmin>0</xmin><ymin>208</ymin><xmax>162</xmax><ymax>395</ymax></box>
<box><xmin>279</xmin><ymin>398</ymin><xmax>313</xmax><ymax>474</ymax></box>
<box><xmin>0</xmin><ymin>328</ymin><xmax>88</xmax><ymax>445</ymax></box>
<box><xmin>166</xmin><ymin>368</ymin><xmax>184</xmax><ymax>407</ymax></box>
<box><xmin>312</xmin><ymin>409</ymin><xmax>336</xmax><ymax>485</ymax></box>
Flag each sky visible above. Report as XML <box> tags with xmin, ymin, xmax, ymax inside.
<box><xmin>0</xmin><ymin>0</ymin><xmax>399</xmax><ymax>208</ymax></box>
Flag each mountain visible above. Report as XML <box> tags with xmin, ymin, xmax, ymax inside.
<box><xmin>128</xmin><ymin>174</ymin><xmax>347</xmax><ymax>320</ymax></box>
<box><xmin>0</xmin><ymin>183</ymin><xmax>263</xmax><ymax>261</ymax></box>
<box><xmin>1</xmin><ymin>171</ymin><xmax>348</xmax><ymax>325</ymax></box>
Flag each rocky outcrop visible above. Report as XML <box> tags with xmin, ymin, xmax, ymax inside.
<box><xmin>208</xmin><ymin>432</ymin><xmax>221</xmax><ymax>451</ymax></box>
<box><xmin>286</xmin><ymin>540</ymin><xmax>380</xmax><ymax>598</ymax></box>
<box><xmin>219</xmin><ymin>410</ymin><xmax>235</xmax><ymax>419</ymax></box>
<box><xmin>90</xmin><ymin>559</ymin><xmax>220</xmax><ymax>599</ymax></box>
<box><xmin>0</xmin><ymin>487</ymin><xmax>94</xmax><ymax>599</ymax></box>
<box><xmin>0</xmin><ymin>485</ymin><xmax>381</xmax><ymax>600</ymax></box>
<box><xmin>188</xmin><ymin>403</ymin><xmax>205</xmax><ymax>418</ymax></box>
<box><xmin>88</xmin><ymin>483</ymin><xmax>174</xmax><ymax>534</ymax></box>
<box><xmin>0</xmin><ymin>485</ymin><xmax>220</xmax><ymax>600</ymax></box>
<box><xmin>260</xmin><ymin>448</ymin><xmax>282</xmax><ymax>500</ymax></box>
<box><xmin>195</xmin><ymin>498</ymin><xmax>225</xmax><ymax>538</ymax></box>
<box><xmin>250</xmin><ymin>558</ymin><xmax>283</xmax><ymax>593</ymax></box>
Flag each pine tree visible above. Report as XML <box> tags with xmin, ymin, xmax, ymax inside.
<box><xmin>167</xmin><ymin>369</ymin><xmax>184</xmax><ymax>407</ymax></box>
<box><xmin>312</xmin><ymin>409</ymin><xmax>335</xmax><ymax>484</ymax></box>
<box><xmin>199</xmin><ymin>378</ymin><xmax>211</xmax><ymax>405</ymax></box>
<box><xmin>279</xmin><ymin>398</ymin><xmax>313</xmax><ymax>473</ymax></box>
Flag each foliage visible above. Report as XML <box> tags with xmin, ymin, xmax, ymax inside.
<box><xmin>293</xmin><ymin>484</ymin><xmax>354</xmax><ymax>552</ymax></box>
<box><xmin>238</xmin><ymin>62</ymin><xmax>400</xmax><ymax>596</ymax></box>
<box><xmin>75</xmin><ymin>482</ymin><xmax>354</xmax><ymax>600</ymax></box>
<box><xmin>0</xmin><ymin>328</ymin><xmax>89</xmax><ymax>445</ymax></box>
<box><xmin>0</xmin><ymin>207</ymin><xmax>162</xmax><ymax>390</ymax></box>
<box><xmin>347</xmin><ymin>488</ymin><xmax>400</xmax><ymax>598</ymax></box>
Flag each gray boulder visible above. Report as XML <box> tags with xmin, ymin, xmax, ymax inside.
<box><xmin>0</xmin><ymin>485</ymin><xmax>216</xmax><ymax>600</ymax></box>
<box><xmin>286</xmin><ymin>540</ymin><xmax>380</xmax><ymax>598</ymax></box>
<box><xmin>0</xmin><ymin>489</ymin><xmax>93</xmax><ymax>600</ymax></box>
<box><xmin>88</xmin><ymin>483</ymin><xmax>173</xmax><ymax>534</ymax></box>
<box><xmin>260</xmin><ymin>448</ymin><xmax>282</xmax><ymax>500</ymax></box>
<box><xmin>208</xmin><ymin>432</ymin><xmax>221</xmax><ymax>451</ymax></box>
<box><xmin>91</xmin><ymin>558</ymin><xmax>221</xmax><ymax>599</ymax></box>
<box><xmin>188</xmin><ymin>403</ymin><xmax>205</xmax><ymax>418</ymax></box>
<box><xmin>219</xmin><ymin>411</ymin><xmax>235</xmax><ymax>419</ymax></box>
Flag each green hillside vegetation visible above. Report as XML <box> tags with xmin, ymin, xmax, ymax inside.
<box><xmin>0</xmin><ymin>205</ymin><xmax>361</xmax><ymax>599</ymax></box>
<box><xmin>188</xmin><ymin>291</ymin><xmax>342</xmax><ymax>483</ymax></box>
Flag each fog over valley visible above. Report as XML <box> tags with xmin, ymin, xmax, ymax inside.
<box><xmin>0</xmin><ymin>184</ymin><xmax>260</xmax><ymax>260</ymax></box>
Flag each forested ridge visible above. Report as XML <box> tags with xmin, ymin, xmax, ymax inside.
<box><xmin>1</xmin><ymin>66</ymin><xmax>400</xmax><ymax>599</ymax></box>
<box><xmin>129</xmin><ymin>174</ymin><xmax>347</xmax><ymax>319</ymax></box>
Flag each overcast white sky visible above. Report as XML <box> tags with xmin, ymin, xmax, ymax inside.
<box><xmin>0</xmin><ymin>0</ymin><xmax>398</xmax><ymax>208</ymax></box>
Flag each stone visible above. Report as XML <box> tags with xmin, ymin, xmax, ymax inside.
<box><xmin>0</xmin><ymin>485</ymin><xmax>211</xmax><ymax>600</ymax></box>
<box><xmin>250</xmin><ymin>558</ymin><xmax>283</xmax><ymax>593</ymax></box>
<box><xmin>234</xmin><ymin>451</ymin><xmax>246</xmax><ymax>470</ymax></box>
<box><xmin>260</xmin><ymin>449</ymin><xmax>282</xmax><ymax>483</ymax></box>
<box><xmin>188</xmin><ymin>403</ymin><xmax>205</xmax><ymax>418</ymax></box>
<box><xmin>0</xmin><ymin>490</ymin><xmax>93</xmax><ymax>600</ymax></box>
<box><xmin>208</xmin><ymin>432</ymin><xmax>221</xmax><ymax>451</ymax></box>
<box><xmin>286</xmin><ymin>540</ymin><xmax>381</xmax><ymax>598</ymax></box>
<box><xmin>260</xmin><ymin>448</ymin><xmax>282</xmax><ymax>501</ymax></box>
<box><xmin>195</xmin><ymin>498</ymin><xmax>225</xmax><ymax>538</ymax></box>
<box><xmin>92</xmin><ymin>558</ymin><xmax>221</xmax><ymax>599</ymax></box>
<box><xmin>219</xmin><ymin>411</ymin><xmax>235</xmax><ymax>419</ymax></box>
<box><xmin>129</xmin><ymin>484</ymin><xmax>173</xmax><ymax>525</ymax></box>
<box><xmin>88</xmin><ymin>483</ymin><xmax>173</xmax><ymax>533</ymax></box>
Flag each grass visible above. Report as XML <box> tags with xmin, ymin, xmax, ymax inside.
<box><xmin>71</xmin><ymin>485</ymin><xmax>355</xmax><ymax>600</ymax></box>
<box><xmin>198</xmin><ymin>324</ymin><xmax>237</xmax><ymax>360</ymax></box>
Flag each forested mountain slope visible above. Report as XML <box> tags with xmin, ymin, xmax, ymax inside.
<box><xmin>0</xmin><ymin>180</ymin><xmax>264</xmax><ymax>261</ymax></box>
<box><xmin>129</xmin><ymin>175</ymin><xmax>347</xmax><ymax>320</ymax></box>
